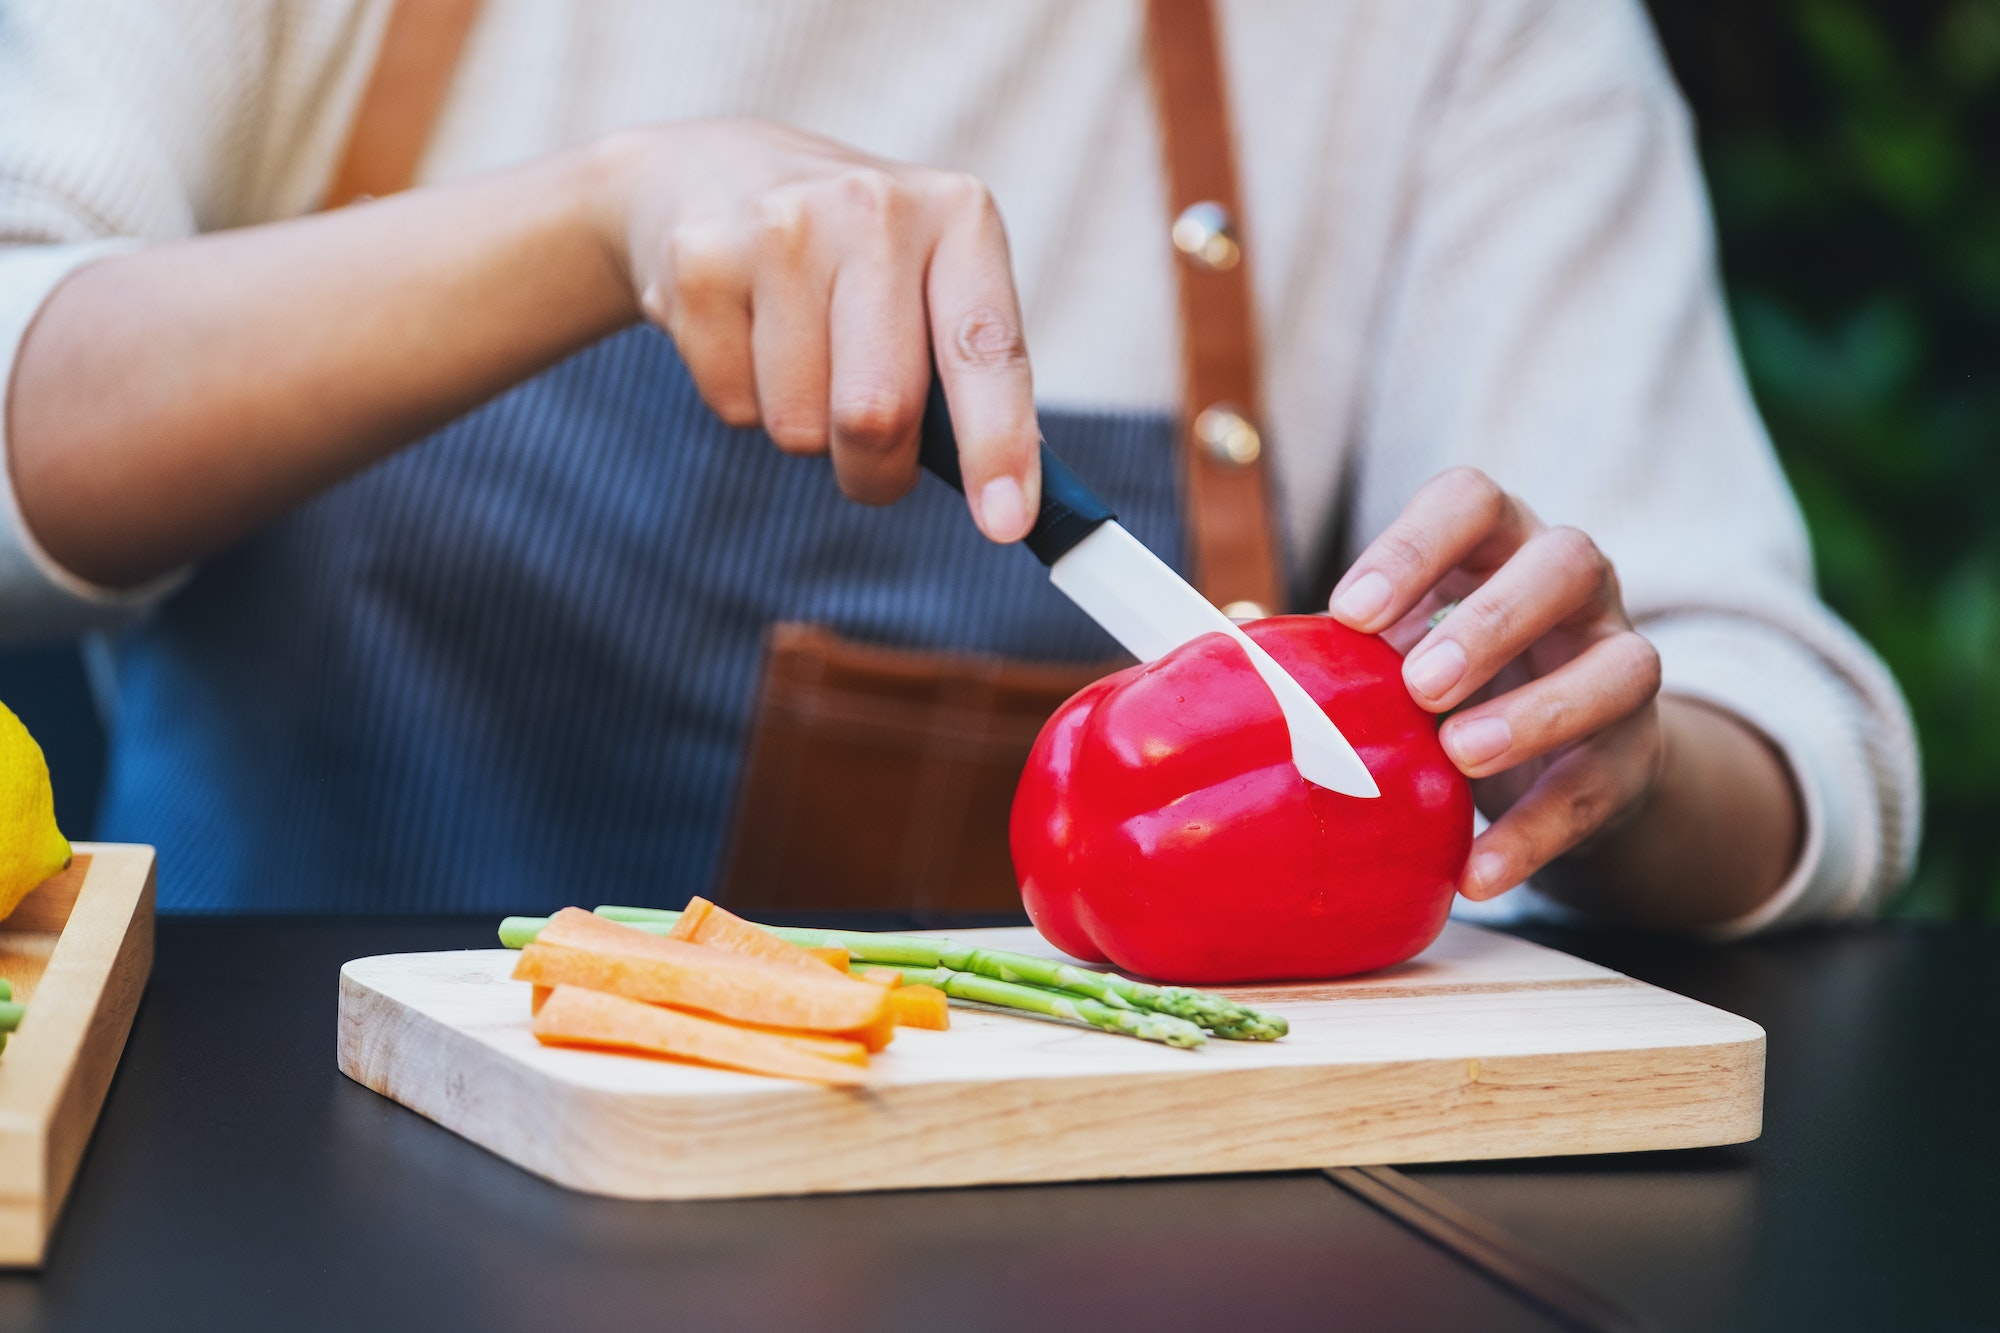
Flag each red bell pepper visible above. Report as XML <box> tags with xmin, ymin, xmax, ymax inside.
<box><xmin>1012</xmin><ymin>615</ymin><xmax>1473</xmax><ymax>984</ymax></box>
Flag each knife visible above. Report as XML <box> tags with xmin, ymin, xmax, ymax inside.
<box><xmin>916</xmin><ymin>379</ymin><xmax>1379</xmax><ymax>798</ymax></box>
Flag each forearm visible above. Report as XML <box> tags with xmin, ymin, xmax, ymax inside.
<box><xmin>1539</xmin><ymin>697</ymin><xmax>1804</xmax><ymax>931</ymax></box>
<box><xmin>6</xmin><ymin>147</ymin><xmax>636</xmax><ymax>588</ymax></box>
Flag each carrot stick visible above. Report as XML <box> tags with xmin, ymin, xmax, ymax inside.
<box><xmin>532</xmin><ymin>985</ymin><xmax>868</xmax><ymax>1085</ymax></box>
<box><xmin>724</xmin><ymin>1021</ymin><xmax>876</xmax><ymax>1061</ymax></box>
<box><xmin>889</xmin><ymin>984</ymin><xmax>950</xmax><ymax>1030</ymax></box>
<box><xmin>515</xmin><ymin>939</ymin><xmax>888</xmax><ymax>1034</ymax></box>
<box><xmin>668</xmin><ymin>897</ymin><xmax>715</xmax><ymax>940</ymax></box>
<box><xmin>520</xmin><ymin>911</ymin><xmax>890</xmax><ymax>1032</ymax></box>
<box><xmin>838</xmin><ymin>1007</ymin><xmax>898</xmax><ymax>1053</ymax></box>
<box><xmin>669</xmin><ymin>896</ymin><xmax>846</xmax><ymax>973</ymax></box>
<box><xmin>806</xmin><ymin>946</ymin><xmax>851</xmax><ymax>973</ymax></box>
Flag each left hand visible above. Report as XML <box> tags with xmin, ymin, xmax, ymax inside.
<box><xmin>1326</xmin><ymin>467</ymin><xmax>1664</xmax><ymax>901</ymax></box>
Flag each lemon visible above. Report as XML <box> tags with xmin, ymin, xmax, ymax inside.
<box><xmin>0</xmin><ymin>702</ymin><xmax>69</xmax><ymax>922</ymax></box>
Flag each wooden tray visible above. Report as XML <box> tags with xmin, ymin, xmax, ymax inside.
<box><xmin>0</xmin><ymin>844</ymin><xmax>155</xmax><ymax>1265</ymax></box>
<box><xmin>339</xmin><ymin>921</ymin><xmax>1763</xmax><ymax>1200</ymax></box>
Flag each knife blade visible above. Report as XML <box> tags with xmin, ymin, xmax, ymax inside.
<box><xmin>915</xmin><ymin>379</ymin><xmax>1379</xmax><ymax>798</ymax></box>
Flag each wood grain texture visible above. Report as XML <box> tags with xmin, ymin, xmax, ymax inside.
<box><xmin>339</xmin><ymin>922</ymin><xmax>1764</xmax><ymax>1200</ymax></box>
<box><xmin>0</xmin><ymin>845</ymin><xmax>155</xmax><ymax>1266</ymax></box>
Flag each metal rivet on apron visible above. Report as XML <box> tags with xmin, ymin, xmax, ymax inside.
<box><xmin>1222</xmin><ymin>600</ymin><xmax>1269</xmax><ymax>621</ymax></box>
<box><xmin>1171</xmin><ymin>201</ymin><xmax>1241</xmax><ymax>271</ymax></box>
<box><xmin>1194</xmin><ymin>404</ymin><xmax>1261</xmax><ymax>466</ymax></box>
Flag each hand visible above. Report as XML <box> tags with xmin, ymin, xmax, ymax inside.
<box><xmin>1327</xmin><ymin>468</ymin><xmax>1664</xmax><ymax>902</ymax></box>
<box><xmin>589</xmin><ymin>120</ymin><xmax>1039</xmax><ymax>541</ymax></box>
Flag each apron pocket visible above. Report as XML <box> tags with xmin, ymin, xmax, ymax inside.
<box><xmin>716</xmin><ymin>622</ymin><xmax>1120</xmax><ymax>915</ymax></box>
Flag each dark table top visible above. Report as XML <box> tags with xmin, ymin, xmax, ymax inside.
<box><xmin>0</xmin><ymin>915</ymin><xmax>1991</xmax><ymax>1333</ymax></box>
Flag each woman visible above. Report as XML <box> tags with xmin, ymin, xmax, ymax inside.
<box><xmin>0</xmin><ymin>0</ymin><xmax>1916</xmax><ymax>930</ymax></box>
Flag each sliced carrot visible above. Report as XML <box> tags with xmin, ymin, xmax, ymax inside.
<box><xmin>838</xmin><ymin>1006</ymin><xmax>898</xmax><ymax>1053</ymax></box>
<box><xmin>531</xmin><ymin>984</ymin><xmax>553</xmax><ymax>1016</ymax></box>
<box><xmin>725</xmin><ymin>1020</ymin><xmax>876</xmax><ymax>1062</ymax></box>
<box><xmin>516</xmin><ymin>939</ymin><xmax>887</xmax><ymax>1034</ymax></box>
<box><xmin>667</xmin><ymin>896</ymin><xmax>716</xmax><ymax>941</ymax></box>
<box><xmin>541</xmin><ymin>905</ymin><xmax>692</xmax><ymax>951</ymax></box>
<box><xmin>667</xmin><ymin>896</ymin><xmax>843</xmax><ymax>974</ymax></box>
<box><xmin>520</xmin><ymin>913</ymin><xmax>891</xmax><ymax>1033</ymax></box>
<box><xmin>805</xmin><ymin>946</ymin><xmax>851</xmax><ymax>973</ymax></box>
<box><xmin>532</xmin><ymin>985</ymin><xmax>867</xmax><ymax>1085</ymax></box>
<box><xmin>841</xmin><ymin>971</ymin><xmax>902</xmax><ymax>1047</ymax></box>
<box><xmin>889</xmin><ymin>984</ymin><xmax>950</xmax><ymax>1031</ymax></box>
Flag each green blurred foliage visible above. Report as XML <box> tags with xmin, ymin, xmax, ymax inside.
<box><xmin>1647</xmin><ymin>0</ymin><xmax>2000</xmax><ymax>917</ymax></box>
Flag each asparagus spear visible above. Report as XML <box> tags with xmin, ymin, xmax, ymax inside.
<box><xmin>498</xmin><ymin>916</ymin><xmax>554</xmax><ymax>950</ymax></box>
<box><xmin>922</xmin><ymin>945</ymin><xmax>1288</xmax><ymax>1040</ymax></box>
<box><xmin>0</xmin><ymin>1001</ymin><xmax>24</xmax><ymax>1033</ymax></box>
<box><xmin>886</xmin><ymin>966</ymin><xmax>1205</xmax><ymax>1048</ymax></box>
<box><xmin>787</xmin><ymin>924</ymin><xmax>1285</xmax><ymax>1039</ymax></box>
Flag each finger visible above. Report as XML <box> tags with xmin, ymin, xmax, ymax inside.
<box><xmin>824</xmin><ymin>171</ymin><xmax>930</xmax><ymax>504</ymax></box>
<box><xmin>653</xmin><ymin>219</ymin><xmax>759</xmax><ymax>428</ymax></box>
<box><xmin>1400</xmin><ymin>525</ymin><xmax>1620</xmax><ymax>711</ymax></box>
<box><xmin>923</xmin><ymin>173</ymin><xmax>1038</xmax><ymax>542</ymax></box>
<box><xmin>748</xmin><ymin>185</ymin><xmax>831</xmax><ymax>455</ymax></box>
<box><xmin>1438</xmin><ymin>630</ymin><xmax>1661</xmax><ymax>777</ymax></box>
<box><xmin>1458</xmin><ymin>709</ymin><xmax>1662</xmax><ymax>900</ymax></box>
<box><xmin>1329</xmin><ymin>468</ymin><xmax>1541</xmax><ymax>634</ymax></box>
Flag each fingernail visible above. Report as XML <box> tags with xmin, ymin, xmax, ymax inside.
<box><xmin>1465</xmin><ymin>852</ymin><xmax>1510</xmax><ymax>899</ymax></box>
<box><xmin>1331</xmin><ymin>571</ymin><xmax>1393</xmax><ymax>626</ymax></box>
<box><xmin>1446</xmin><ymin>715</ymin><xmax>1512</xmax><ymax>768</ymax></box>
<box><xmin>1404</xmin><ymin>639</ymin><xmax>1467</xmax><ymax>701</ymax></box>
<box><xmin>978</xmin><ymin>476</ymin><xmax>1027</xmax><ymax>542</ymax></box>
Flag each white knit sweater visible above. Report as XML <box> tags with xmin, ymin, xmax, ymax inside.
<box><xmin>0</xmin><ymin>0</ymin><xmax>1921</xmax><ymax>933</ymax></box>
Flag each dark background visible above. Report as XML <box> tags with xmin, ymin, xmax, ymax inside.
<box><xmin>3</xmin><ymin>0</ymin><xmax>1993</xmax><ymax>918</ymax></box>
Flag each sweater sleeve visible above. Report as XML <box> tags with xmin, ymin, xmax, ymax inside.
<box><xmin>1357</xmin><ymin>0</ymin><xmax>1921</xmax><ymax>932</ymax></box>
<box><xmin>0</xmin><ymin>0</ymin><xmax>384</xmax><ymax>643</ymax></box>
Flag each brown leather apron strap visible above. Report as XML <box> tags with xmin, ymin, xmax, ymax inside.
<box><xmin>1145</xmin><ymin>0</ymin><xmax>1285</xmax><ymax>615</ymax></box>
<box><xmin>322</xmin><ymin>0</ymin><xmax>482</xmax><ymax>208</ymax></box>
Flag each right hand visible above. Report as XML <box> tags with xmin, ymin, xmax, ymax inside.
<box><xmin>588</xmin><ymin>120</ymin><xmax>1040</xmax><ymax>542</ymax></box>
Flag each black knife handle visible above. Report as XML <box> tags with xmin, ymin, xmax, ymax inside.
<box><xmin>918</xmin><ymin>374</ymin><xmax>1115</xmax><ymax>566</ymax></box>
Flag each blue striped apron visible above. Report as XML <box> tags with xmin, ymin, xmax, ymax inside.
<box><xmin>93</xmin><ymin>328</ymin><xmax>1186</xmax><ymax>913</ymax></box>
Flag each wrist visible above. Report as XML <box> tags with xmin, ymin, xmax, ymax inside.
<box><xmin>1541</xmin><ymin>698</ymin><xmax>1802</xmax><ymax>930</ymax></box>
<box><xmin>576</xmin><ymin>129</ymin><xmax>661</xmax><ymax>314</ymax></box>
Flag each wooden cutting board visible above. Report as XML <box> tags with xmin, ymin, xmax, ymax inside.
<box><xmin>338</xmin><ymin>922</ymin><xmax>1763</xmax><ymax>1200</ymax></box>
